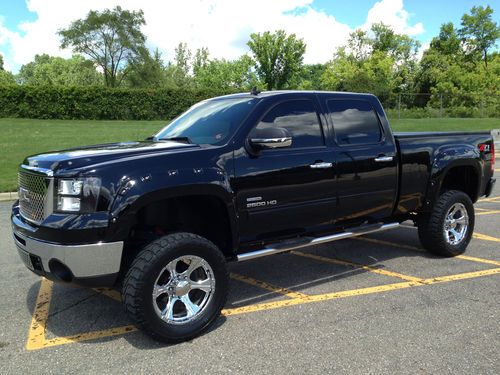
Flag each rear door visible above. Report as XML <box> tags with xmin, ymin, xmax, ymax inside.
<box><xmin>324</xmin><ymin>98</ymin><xmax>398</xmax><ymax>222</ymax></box>
<box><xmin>232</xmin><ymin>96</ymin><xmax>337</xmax><ymax>243</ymax></box>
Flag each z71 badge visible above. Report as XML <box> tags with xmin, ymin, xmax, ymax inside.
<box><xmin>246</xmin><ymin>196</ymin><xmax>277</xmax><ymax>208</ymax></box>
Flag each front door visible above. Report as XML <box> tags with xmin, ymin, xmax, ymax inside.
<box><xmin>232</xmin><ymin>96</ymin><xmax>337</xmax><ymax>243</ymax></box>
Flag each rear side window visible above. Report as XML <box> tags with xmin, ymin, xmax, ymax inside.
<box><xmin>254</xmin><ymin>99</ymin><xmax>324</xmax><ymax>148</ymax></box>
<box><xmin>327</xmin><ymin>100</ymin><xmax>382</xmax><ymax>145</ymax></box>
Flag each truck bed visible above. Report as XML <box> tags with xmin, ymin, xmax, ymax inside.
<box><xmin>394</xmin><ymin>130</ymin><xmax>495</xmax><ymax>215</ymax></box>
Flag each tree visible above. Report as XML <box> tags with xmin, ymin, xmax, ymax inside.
<box><xmin>18</xmin><ymin>54</ymin><xmax>102</xmax><ymax>86</ymax></box>
<box><xmin>322</xmin><ymin>25</ymin><xmax>420</xmax><ymax>105</ymax></box>
<box><xmin>322</xmin><ymin>49</ymin><xmax>396</xmax><ymax>104</ymax></box>
<box><xmin>0</xmin><ymin>54</ymin><xmax>16</xmax><ymax>85</ymax></box>
<box><xmin>247</xmin><ymin>30</ymin><xmax>306</xmax><ymax>90</ymax></box>
<box><xmin>59</xmin><ymin>6</ymin><xmax>147</xmax><ymax>87</ymax></box>
<box><xmin>192</xmin><ymin>47</ymin><xmax>209</xmax><ymax>77</ymax></box>
<box><xmin>171</xmin><ymin>42</ymin><xmax>193</xmax><ymax>87</ymax></box>
<box><xmin>125</xmin><ymin>49</ymin><xmax>169</xmax><ymax>88</ymax></box>
<box><xmin>430</xmin><ymin>22</ymin><xmax>461</xmax><ymax>56</ymax></box>
<box><xmin>347</xmin><ymin>30</ymin><xmax>372</xmax><ymax>61</ymax></box>
<box><xmin>296</xmin><ymin>64</ymin><xmax>326</xmax><ymax>90</ymax></box>
<box><xmin>371</xmin><ymin>23</ymin><xmax>420</xmax><ymax>63</ymax></box>
<box><xmin>459</xmin><ymin>5</ymin><xmax>499</xmax><ymax>67</ymax></box>
<box><xmin>193</xmin><ymin>54</ymin><xmax>259</xmax><ymax>91</ymax></box>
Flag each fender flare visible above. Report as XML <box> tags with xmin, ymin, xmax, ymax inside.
<box><xmin>108</xmin><ymin>182</ymin><xmax>239</xmax><ymax>252</ymax></box>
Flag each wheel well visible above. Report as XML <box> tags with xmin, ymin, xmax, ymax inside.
<box><xmin>123</xmin><ymin>195</ymin><xmax>234</xmax><ymax>268</ymax></box>
<box><xmin>440</xmin><ymin>166</ymin><xmax>479</xmax><ymax>202</ymax></box>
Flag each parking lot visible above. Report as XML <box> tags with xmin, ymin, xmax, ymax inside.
<box><xmin>0</xmin><ymin>182</ymin><xmax>499</xmax><ymax>374</ymax></box>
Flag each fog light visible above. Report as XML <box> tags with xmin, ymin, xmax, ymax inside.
<box><xmin>57</xmin><ymin>196</ymin><xmax>81</xmax><ymax>212</ymax></box>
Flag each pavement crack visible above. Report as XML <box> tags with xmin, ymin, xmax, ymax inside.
<box><xmin>48</xmin><ymin>292</ymin><xmax>99</xmax><ymax>318</ymax></box>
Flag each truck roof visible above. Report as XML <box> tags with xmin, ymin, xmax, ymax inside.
<box><xmin>212</xmin><ymin>90</ymin><xmax>378</xmax><ymax>101</ymax></box>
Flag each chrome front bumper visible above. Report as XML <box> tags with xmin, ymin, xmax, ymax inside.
<box><xmin>13</xmin><ymin>230</ymin><xmax>123</xmax><ymax>282</ymax></box>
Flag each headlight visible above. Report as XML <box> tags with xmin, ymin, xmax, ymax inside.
<box><xmin>58</xmin><ymin>180</ymin><xmax>83</xmax><ymax>195</ymax></box>
<box><xmin>56</xmin><ymin>177</ymin><xmax>101</xmax><ymax>213</ymax></box>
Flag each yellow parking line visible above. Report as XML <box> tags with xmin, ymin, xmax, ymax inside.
<box><xmin>355</xmin><ymin>236</ymin><xmax>500</xmax><ymax>266</ymax></box>
<box><xmin>27</xmin><ymin>263</ymin><xmax>500</xmax><ymax>350</ymax></box>
<box><xmin>26</xmin><ymin>278</ymin><xmax>138</xmax><ymax>350</ymax></box>
<box><xmin>473</xmin><ymin>232</ymin><xmax>500</xmax><ymax>243</ymax></box>
<box><xmin>230</xmin><ymin>273</ymin><xmax>308</xmax><ymax>299</ymax></box>
<box><xmin>476</xmin><ymin>209</ymin><xmax>500</xmax><ymax>216</ymax></box>
<box><xmin>26</xmin><ymin>278</ymin><xmax>53</xmax><ymax>350</ymax></box>
<box><xmin>355</xmin><ymin>236</ymin><xmax>421</xmax><ymax>251</ymax></box>
<box><xmin>478</xmin><ymin>196</ymin><xmax>500</xmax><ymax>203</ymax></box>
<box><xmin>453</xmin><ymin>255</ymin><xmax>500</xmax><ymax>267</ymax></box>
<box><xmin>42</xmin><ymin>326</ymin><xmax>137</xmax><ymax>349</ymax></box>
<box><xmin>425</xmin><ymin>268</ymin><xmax>500</xmax><ymax>283</ymax></box>
<box><xmin>222</xmin><ymin>282</ymin><xmax>418</xmax><ymax>316</ymax></box>
<box><xmin>291</xmin><ymin>250</ymin><xmax>423</xmax><ymax>282</ymax></box>
<box><xmin>222</xmin><ymin>268</ymin><xmax>500</xmax><ymax>316</ymax></box>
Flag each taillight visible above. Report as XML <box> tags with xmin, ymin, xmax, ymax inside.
<box><xmin>479</xmin><ymin>143</ymin><xmax>495</xmax><ymax>173</ymax></box>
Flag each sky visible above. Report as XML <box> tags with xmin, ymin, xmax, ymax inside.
<box><xmin>0</xmin><ymin>0</ymin><xmax>498</xmax><ymax>72</ymax></box>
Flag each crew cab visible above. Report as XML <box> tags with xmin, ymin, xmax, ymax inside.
<box><xmin>11</xmin><ymin>91</ymin><xmax>496</xmax><ymax>342</ymax></box>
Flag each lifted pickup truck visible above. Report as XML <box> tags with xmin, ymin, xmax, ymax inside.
<box><xmin>12</xmin><ymin>91</ymin><xmax>496</xmax><ymax>342</ymax></box>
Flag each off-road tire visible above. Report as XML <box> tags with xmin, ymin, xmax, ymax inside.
<box><xmin>417</xmin><ymin>190</ymin><xmax>474</xmax><ymax>257</ymax></box>
<box><xmin>122</xmin><ymin>232</ymin><xmax>229</xmax><ymax>342</ymax></box>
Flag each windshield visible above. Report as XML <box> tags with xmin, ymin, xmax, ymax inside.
<box><xmin>154</xmin><ymin>98</ymin><xmax>258</xmax><ymax>145</ymax></box>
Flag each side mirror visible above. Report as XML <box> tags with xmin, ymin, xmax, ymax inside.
<box><xmin>248</xmin><ymin>127</ymin><xmax>292</xmax><ymax>150</ymax></box>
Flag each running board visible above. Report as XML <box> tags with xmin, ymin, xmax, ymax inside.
<box><xmin>237</xmin><ymin>222</ymin><xmax>400</xmax><ymax>262</ymax></box>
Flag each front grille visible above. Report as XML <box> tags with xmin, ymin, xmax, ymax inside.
<box><xmin>18</xmin><ymin>170</ymin><xmax>52</xmax><ymax>223</ymax></box>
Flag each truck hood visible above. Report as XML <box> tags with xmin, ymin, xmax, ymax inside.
<box><xmin>23</xmin><ymin>140</ymin><xmax>199</xmax><ymax>172</ymax></box>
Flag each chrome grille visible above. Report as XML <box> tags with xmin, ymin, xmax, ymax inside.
<box><xmin>18</xmin><ymin>170</ymin><xmax>52</xmax><ymax>223</ymax></box>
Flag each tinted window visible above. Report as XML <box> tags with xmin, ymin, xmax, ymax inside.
<box><xmin>155</xmin><ymin>98</ymin><xmax>257</xmax><ymax>145</ymax></box>
<box><xmin>253</xmin><ymin>99</ymin><xmax>323</xmax><ymax>148</ymax></box>
<box><xmin>327</xmin><ymin>100</ymin><xmax>382</xmax><ymax>145</ymax></box>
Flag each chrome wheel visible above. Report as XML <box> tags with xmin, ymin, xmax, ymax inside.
<box><xmin>152</xmin><ymin>255</ymin><xmax>215</xmax><ymax>324</ymax></box>
<box><xmin>443</xmin><ymin>203</ymin><xmax>469</xmax><ymax>245</ymax></box>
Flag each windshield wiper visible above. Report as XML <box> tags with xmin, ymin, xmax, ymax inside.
<box><xmin>157</xmin><ymin>136</ymin><xmax>193</xmax><ymax>144</ymax></box>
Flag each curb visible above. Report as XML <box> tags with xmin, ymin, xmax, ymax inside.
<box><xmin>0</xmin><ymin>192</ymin><xmax>18</xmax><ymax>202</ymax></box>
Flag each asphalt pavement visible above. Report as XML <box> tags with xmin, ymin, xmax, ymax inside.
<box><xmin>0</xmin><ymin>183</ymin><xmax>499</xmax><ymax>374</ymax></box>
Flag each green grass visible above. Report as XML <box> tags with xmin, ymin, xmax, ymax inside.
<box><xmin>0</xmin><ymin>118</ymin><xmax>165</xmax><ymax>192</ymax></box>
<box><xmin>390</xmin><ymin>117</ymin><xmax>499</xmax><ymax>132</ymax></box>
<box><xmin>1</xmin><ymin>117</ymin><xmax>498</xmax><ymax>192</ymax></box>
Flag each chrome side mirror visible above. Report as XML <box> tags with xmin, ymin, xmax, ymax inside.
<box><xmin>248</xmin><ymin>127</ymin><xmax>292</xmax><ymax>150</ymax></box>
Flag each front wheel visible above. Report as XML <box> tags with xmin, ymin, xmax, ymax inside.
<box><xmin>417</xmin><ymin>190</ymin><xmax>474</xmax><ymax>257</ymax></box>
<box><xmin>122</xmin><ymin>232</ymin><xmax>229</xmax><ymax>342</ymax></box>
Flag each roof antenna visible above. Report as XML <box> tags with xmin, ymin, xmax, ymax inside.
<box><xmin>250</xmin><ymin>86</ymin><xmax>261</xmax><ymax>95</ymax></box>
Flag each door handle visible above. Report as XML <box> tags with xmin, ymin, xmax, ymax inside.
<box><xmin>374</xmin><ymin>156</ymin><xmax>394</xmax><ymax>162</ymax></box>
<box><xmin>310</xmin><ymin>162</ymin><xmax>333</xmax><ymax>169</ymax></box>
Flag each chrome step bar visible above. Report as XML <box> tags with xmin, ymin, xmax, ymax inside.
<box><xmin>237</xmin><ymin>223</ymin><xmax>400</xmax><ymax>262</ymax></box>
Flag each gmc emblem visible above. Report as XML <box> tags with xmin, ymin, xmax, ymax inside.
<box><xmin>19</xmin><ymin>187</ymin><xmax>32</xmax><ymax>204</ymax></box>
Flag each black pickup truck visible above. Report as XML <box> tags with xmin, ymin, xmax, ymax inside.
<box><xmin>12</xmin><ymin>91</ymin><xmax>496</xmax><ymax>342</ymax></box>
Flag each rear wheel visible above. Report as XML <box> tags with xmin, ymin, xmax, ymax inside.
<box><xmin>122</xmin><ymin>232</ymin><xmax>228</xmax><ymax>342</ymax></box>
<box><xmin>418</xmin><ymin>190</ymin><xmax>474</xmax><ymax>257</ymax></box>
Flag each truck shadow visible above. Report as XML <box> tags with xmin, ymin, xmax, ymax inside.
<box><xmin>25</xmin><ymin>225</ymin><xmax>457</xmax><ymax>350</ymax></box>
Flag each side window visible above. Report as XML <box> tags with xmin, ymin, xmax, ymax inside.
<box><xmin>327</xmin><ymin>100</ymin><xmax>382</xmax><ymax>145</ymax></box>
<box><xmin>254</xmin><ymin>99</ymin><xmax>324</xmax><ymax>148</ymax></box>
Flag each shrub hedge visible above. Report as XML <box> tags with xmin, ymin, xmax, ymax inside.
<box><xmin>0</xmin><ymin>85</ymin><xmax>233</xmax><ymax>120</ymax></box>
<box><xmin>1</xmin><ymin>85</ymin><xmax>498</xmax><ymax>120</ymax></box>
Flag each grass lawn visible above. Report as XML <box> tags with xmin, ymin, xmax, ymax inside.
<box><xmin>1</xmin><ymin>117</ymin><xmax>498</xmax><ymax>192</ymax></box>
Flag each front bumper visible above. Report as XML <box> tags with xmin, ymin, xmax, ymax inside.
<box><xmin>12</xmin><ymin>219</ymin><xmax>123</xmax><ymax>287</ymax></box>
